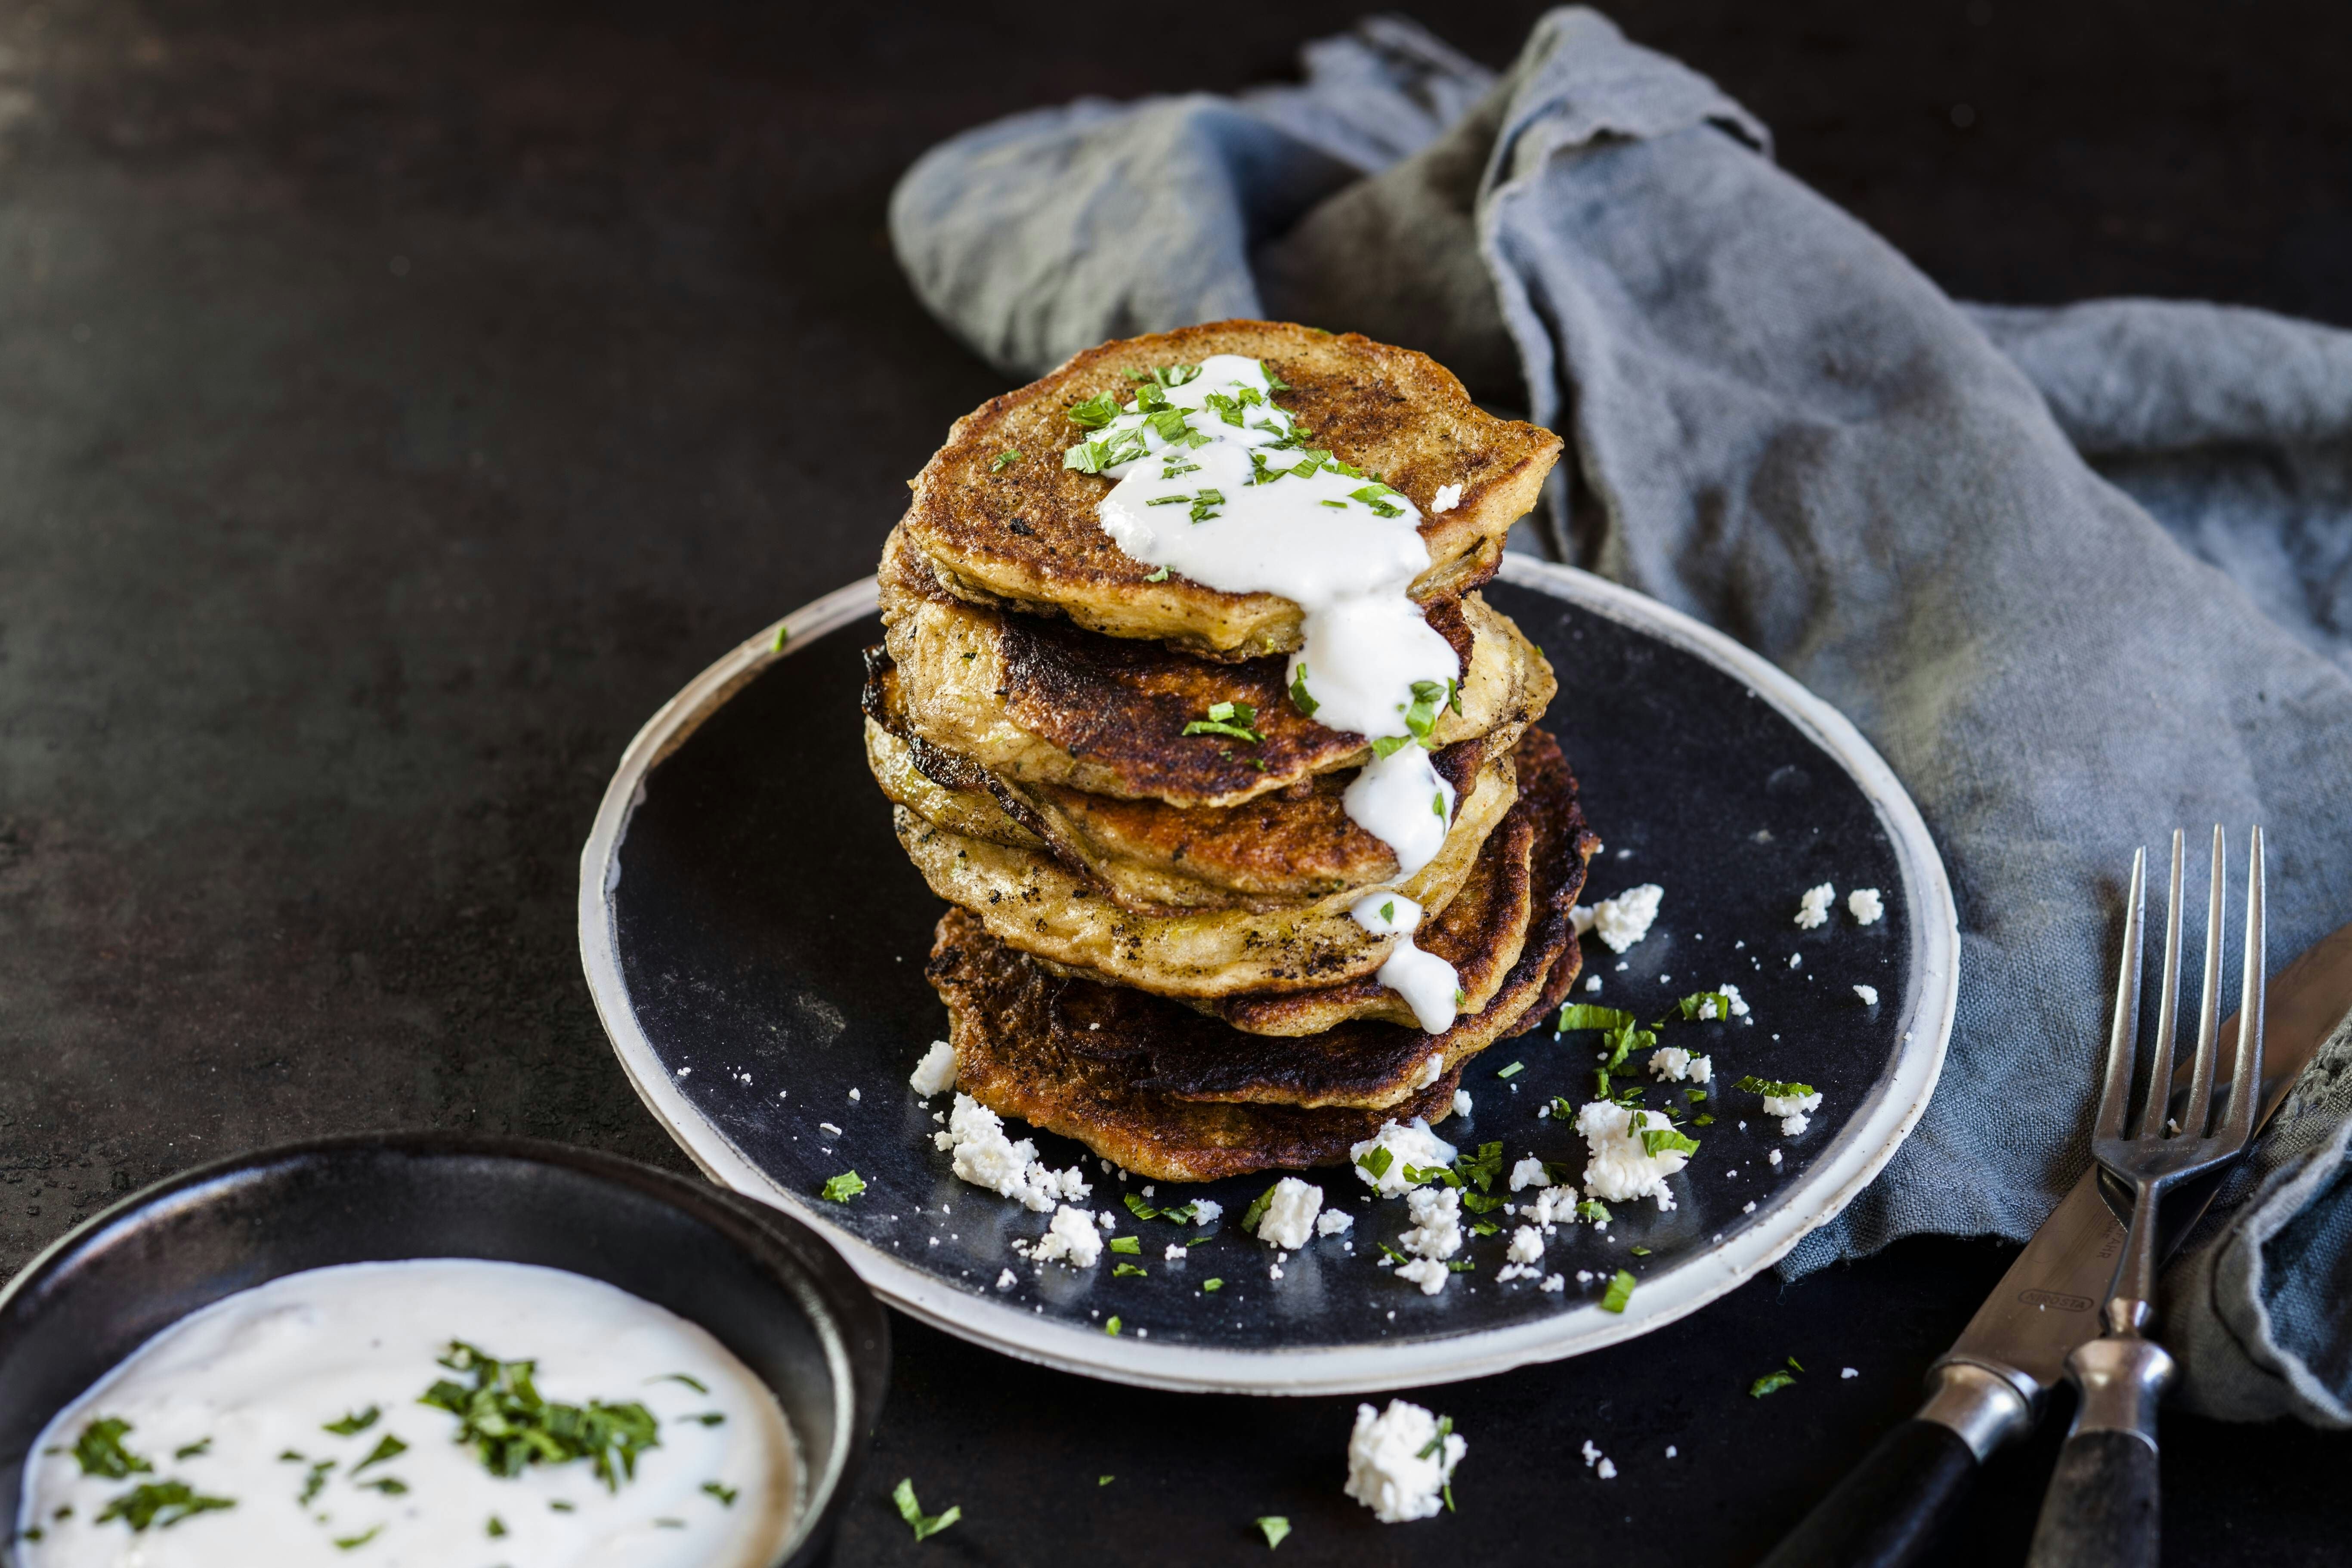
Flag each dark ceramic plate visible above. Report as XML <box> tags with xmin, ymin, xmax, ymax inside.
<box><xmin>580</xmin><ymin>558</ymin><xmax>1956</xmax><ymax>1393</ymax></box>
<box><xmin>0</xmin><ymin>1133</ymin><xmax>889</xmax><ymax>1566</ymax></box>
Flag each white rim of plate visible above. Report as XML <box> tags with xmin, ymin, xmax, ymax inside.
<box><xmin>577</xmin><ymin>555</ymin><xmax>1959</xmax><ymax>1395</ymax></box>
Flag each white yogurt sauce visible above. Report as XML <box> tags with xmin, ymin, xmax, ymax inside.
<box><xmin>17</xmin><ymin>1259</ymin><xmax>798</xmax><ymax>1568</ymax></box>
<box><xmin>1074</xmin><ymin>354</ymin><xmax>1463</xmax><ymax>1030</ymax></box>
<box><xmin>1348</xmin><ymin>892</ymin><xmax>1461</xmax><ymax>1033</ymax></box>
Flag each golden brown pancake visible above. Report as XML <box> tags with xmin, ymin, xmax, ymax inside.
<box><xmin>863</xmin><ymin>644</ymin><xmax>1517</xmax><ymax>914</ymax></box>
<box><xmin>878</xmin><ymin>523</ymin><xmax>1554</xmax><ymax>810</ymax></box>
<box><xmin>1202</xmin><ymin>726</ymin><xmax>1595</xmax><ymax>1035</ymax></box>
<box><xmin>900</xmin><ymin>320</ymin><xmax>1561</xmax><ymax>659</ymax></box>
<box><xmin>888</xmin><ymin>729</ymin><xmax>1517</xmax><ymax>1000</ymax></box>
<box><xmin>930</xmin><ymin>907</ymin><xmax>1470</xmax><ymax>1182</ymax></box>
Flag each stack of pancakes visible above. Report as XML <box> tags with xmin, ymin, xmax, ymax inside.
<box><xmin>862</xmin><ymin>322</ymin><xmax>1600</xmax><ymax>1181</ymax></box>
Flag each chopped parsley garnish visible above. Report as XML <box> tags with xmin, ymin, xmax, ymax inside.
<box><xmin>73</xmin><ymin>1417</ymin><xmax>151</xmax><ymax>1479</ymax></box>
<box><xmin>1667</xmin><ymin>990</ymin><xmax>1736</xmax><ymax>1023</ymax></box>
<box><xmin>1737</xmin><ymin>1076</ymin><xmax>1817</xmax><ymax>1100</ymax></box>
<box><xmin>550</xmin><ymin>1500</ymin><xmax>576</xmax><ymax>1512</ymax></box>
<box><xmin>1113</xmin><ymin>1262</ymin><xmax>1148</xmax><ymax>1277</ymax></box>
<box><xmin>1288</xmin><ymin>664</ymin><xmax>1319</xmax><ymax>718</ymax></box>
<box><xmin>1548</xmin><ymin>1095</ymin><xmax>1580</xmax><ymax>1123</ymax></box>
<box><xmin>1355</xmin><ymin>1145</ymin><xmax>1394</xmax><ymax>1181</ymax></box>
<box><xmin>420</xmin><ymin>1341</ymin><xmax>660</xmax><ymax>1492</ymax></box>
<box><xmin>1446</xmin><ymin>1259</ymin><xmax>1475</xmax><ymax>1273</ymax></box>
<box><xmin>1469</xmin><ymin>1221</ymin><xmax>1500</xmax><ymax>1237</ymax></box>
<box><xmin>1240</xmin><ymin>1183</ymin><xmax>1280</xmax><ymax>1233</ymax></box>
<box><xmin>95</xmin><ymin>1481</ymin><xmax>235</xmax><ymax>1533</ymax></box>
<box><xmin>1630</xmin><ymin>1246</ymin><xmax>1652</xmax><ymax>1256</ymax></box>
<box><xmin>1400</xmin><ymin>1162</ymin><xmax>1457</xmax><ymax>1188</ymax></box>
<box><xmin>1369</xmin><ymin>733</ymin><xmax>1415</xmax><ymax>759</ymax></box>
<box><xmin>1600</xmin><ymin>1270</ymin><xmax>1638</xmax><ymax>1313</ymax></box>
<box><xmin>770</xmin><ymin>623</ymin><xmax>789</xmax><ymax>653</ymax></box>
<box><xmin>1104</xmin><ymin>1317</ymin><xmax>1122</xmax><ymax>1337</ymax></box>
<box><xmin>1145</xmin><ymin>566</ymin><xmax>1171</xmax><ymax>581</ymax></box>
<box><xmin>1182</xmin><ymin>700</ymin><xmax>1261</xmax><ymax>742</ymax></box>
<box><xmin>1789</xmin><ymin>1355</ymin><xmax>1806</xmax><ymax>1371</ymax></box>
<box><xmin>1695</xmin><ymin>1112</ymin><xmax>1717</xmax><ymax>1125</ymax></box>
<box><xmin>488</xmin><ymin>1515</ymin><xmax>508</xmax><ymax>1537</ymax></box>
<box><xmin>1461</xmin><ymin>1191</ymin><xmax>1504</xmax><ymax>1214</ymax></box>
<box><xmin>1376</xmin><ymin>1242</ymin><xmax>1409</xmax><ymax>1265</ymax></box>
<box><xmin>1065</xmin><ymin>390</ymin><xmax>1124</xmax><ymax>430</ymax></box>
<box><xmin>1685</xmin><ymin>1088</ymin><xmax>1709</xmax><ymax>1102</ymax></box>
<box><xmin>1577</xmin><ymin>1199</ymin><xmax>1614</xmax><ymax>1224</ymax></box>
<box><xmin>174</xmin><ymin>1438</ymin><xmax>213</xmax><ymax>1460</ymax></box>
<box><xmin>1556</xmin><ymin>1004</ymin><xmax>1635</xmax><ymax>1033</ymax></box>
<box><xmin>1751</xmin><ymin>1369</ymin><xmax>1798</xmax><ymax>1398</ymax></box>
<box><xmin>1202</xmin><ymin>1278</ymin><xmax>1224</xmax><ymax>1292</ymax></box>
<box><xmin>819</xmin><ymin>1171</ymin><xmax>867</xmax><ymax>1202</ymax></box>
<box><xmin>1379</xmin><ymin>900</ymin><xmax>1397</xmax><ymax>923</ymax></box>
<box><xmin>1451</xmin><ymin>1141</ymin><xmax>1505</xmax><ymax>1192</ymax></box>
<box><xmin>1399</xmin><ymin>679</ymin><xmax>1450</xmax><ymax>747</ymax></box>
<box><xmin>1417</xmin><ymin>1415</ymin><xmax>1456</xmax><ymax>1460</ymax></box>
<box><xmin>1099</xmin><ymin>1475</ymin><xmax>1115</xmax><ymax>1486</ymax></box>
<box><xmin>1640</xmin><ymin>1125</ymin><xmax>1701</xmax><ymax>1158</ymax></box>
<box><xmin>351</xmin><ymin>1434</ymin><xmax>407</xmax><ymax>1476</ymax></box>
<box><xmin>1108</xmin><ymin>1235</ymin><xmax>1141</xmax><ymax>1254</ymax></box>
<box><xmin>1349</xmin><ymin>482</ymin><xmax>1406</xmax><ymax>518</ymax></box>
<box><xmin>652</xmin><ymin>1373</ymin><xmax>710</xmax><ymax>1393</ymax></box>
<box><xmin>702</xmin><ymin>1481</ymin><xmax>738</xmax><ymax>1506</ymax></box>
<box><xmin>357</xmin><ymin>1477</ymin><xmax>408</xmax><ymax>1495</ymax></box>
<box><xmin>298</xmin><ymin>1459</ymin><xmax>335</xmax><ymax>1504</ymax></box>
<box><xmin>990</xmin><ymin>449</ymin><xmax>1022</xmax><ymax>472</ymax></box>
<box><xmin>1258</xmin><ymin>1515</ymin><xmax>1292</xmax><ymax>1548</ymax></box>
<box><xmin>1122</xmin><ymin>1192</ymin><xmax>1159</xmax><ymax>1221</ymax></box>
<box><xmin>1188</xmin><ymin>488</ymin><xmax>1226</xmax><ymax>523</ymax></box>
<box><xmin>1496</xmin><ymin>1061</ymin><xmax>1524</xmax><ymax>1079</ymax></box>
<box><xmin>333</xmin><ymin>1525</ymin><xmax>381</xmax><ymax>1550</ymax></box>
<box><xmin>1432</xmin><ymin>790</ymin><xmax>1447</xmax><ymax>820</ymax></box>
<box><xmin>324</xmin><ymin>1407</ymin><xmax>379</xmax><ymax>1436</ymax></box>
<box><xmin>683</xmin><ymin>1413</ymin><xmax>726</xmax><ymax>1426</ymax></box>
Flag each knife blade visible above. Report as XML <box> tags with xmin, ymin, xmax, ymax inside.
<box><xmin>1761</xmin><ymin>917</ymin><xmax>2352</xmax><ymax>1568</ymax></box>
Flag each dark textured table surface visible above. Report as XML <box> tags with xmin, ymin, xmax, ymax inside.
<box><xmin>5</xmin><ymin>1</ymin><xmax>2349</xmax><ymax>1562</ymax></box>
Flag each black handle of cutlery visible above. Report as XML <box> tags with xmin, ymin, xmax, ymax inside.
<box><xmin>2023</xmin><ymin>1429</ymin><xmax>2159</xmax><ymax>1568</ymax></box>
<box><xmin>1756</xmin><ymin>1419</ymin><xmax>1979</xmax><ymax>1568</ymax></box>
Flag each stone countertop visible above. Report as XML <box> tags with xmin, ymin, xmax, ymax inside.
<box><xmin>4</xmin><ymin>1</ymin><xmax>2348</xmax><ymax>1562</ymax></box>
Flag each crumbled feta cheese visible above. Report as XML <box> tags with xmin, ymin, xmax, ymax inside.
<box><xmin>1743</xmin><ymin>1200</ymin><xmax>1756</xmax><ymax>1213</ymax></box>
<box><xmin>1349</xmin><ymin>1119</ymin><xmax>1458</xmax><ymax>1197</ymax></box>
<box><xmin>1577</xmin><ymin>1270</ymin><xmax>1594</xmax><ymax>1284</ymax></box>
<box><xmin>1570</xmin><ymin>904</ymin><xmax>1595</xmax><ymax>937</ymax></box>
<box><xmin>995</xmin><ymin>1268</ymin><xmax>1016</xmax><ymax>1289</ymax></box>
<box><xmin>1506</xmin><ymin>1226</ymin><xmax>1544</xmax><ymax>1265</ymax></box>
<box><xmin>1590</xmin><ymin>885</ymin><xmax>1664</xmax><ymax>953</ymax></box>
<box><xmin>1581</xmin><ymin>1440</ymin><xmax>1604</xmax><ymax>1467</ymax></box>
<box><xmin>1430</xmin><ymin>482</ymin><xmax>1463</xmax><ymax>514</ymax></box>
<box><xmin>1316</xmin><ymin>1210</ymin><xmax>1355</xmax><ymax>1237</ymax></box>
<box><xmin>819</xmin><ymin>1122</ymin><xmax>843</xmax><ymax>1137</ymax></box>
<box><xmin>1525</xmin><ymin>1186</ymin><xmax>1579</xmax><ymax>1228</ymax></box>
<box><xmin>1666</xmin><ymin>1445</ymin><xmax>1678</xmax><ymax>1457</ymax></box>
<box><xmin>1854</xmin><ymin>983</ymin><xmax>1879</xmax><ymax>1006</ymax></box>
<box><xmin>1584</xmin><ymin>974</ymin><xmax>1602</xmax><ymax>993</ymax></box>
<box><xmin>1190</xmin><ymin>1199</ymin><xmax>1223</xmax><ymax>1228</ymax></box>
<box><xmin>1394</xmin><ymin>1257</ymin><xmax>1449</xmax><ymax>1295</ymax></box>
<box><xmin>1269</xmin><ymin>1263</ymin><xmax>1285</xmax><ymax>1281</ymax></box>
<box><xmin>1412</xmin><ymin>1054</ymin><xmax>1443</xmax><ymax>1089</ymax></box>
<box><xmin>1096</xmin><ymin>1209</ymin><xmax>1117</xmax><ymax>1231</ymax></box>
<box><xmin>932</xmin><ymin>1093</ymin><xmax>1092</xmax><ymax>1211</ymax></box>
<box><xmin>1649</xmin><ymin>1047</ymin><xmax>1712</xmax><ymax>1084</ymax></box>
<box><xmin>1762</xmin><ymin>1087</ymin><xmax>1823</xmax><ymax>1138</ymax></box>
<box><xmin>1769</xmin><ymin>1148</ymin><xmax>1783</xmax><ymax>1166</ymax></box>
<box><xmin>908</xmin><ymin>1039</ymin><xmax>958</xmax><ymax>1097</ymax></box>
<box><xmin>1256</xmin><ymin>1177</ymin><xmax>1326</xmax><ymax>1249</ymax></box>
<box><xmin>1719</xmin><ymin>982</ymin><xmax>1750</xmax><ymax>1017</ymax></box>
<box><xmin>1576</xmin><ymin>1100</ymin><xmax>1693</xmax><ymax>1209</ymax></box>
<box><xmin>1400</xmin><ymin>1186</ymin><xmax>1464</xmax><ymax>1261</ymax></box>
<box><xmin>1848</xmin><ymin>887</ymin><xmax>1885</xmax><ymax>925</ymax></box>
<box><xmin>1842</xmin><ymin>1367</ymin><xmax>1859</xmax><ymax>1379</ymax></box>
<box><xmin>1509</xmin><ymin>1156</ymin><xmax>1551</xmax><ymax>1192</ymax></box>
<box><xmin>1539</xmin><ymin>1274</ymin><xmax>1565</xmax><ymax>1293</ymax></box>
<box><xmin>1453</xmin><ymin>1089</ymin><xmax>1472</xmax><ymax>1117</ymax></box>
<box><xmin>1597</xmin><ymin>1458</ymin><xmax>1618</xmax><ymax>1480</ymax></box>
<box><xmin>1164</xmin><ymin>1242</ymin><xmax>1189</xmax><ymax>1262</ymax></box>
<box><xmin>1031</xmin><ymin>1204</ymin><xmax>1104</xmax><ymax>1268</ymax></box>
<box><xmin>848</xmin><ymin>1087</ymin><xmax>861</xmax><ymax>1102</ymax></box>
<box><xmin>1495</xmin><ymin>1263</ymin><xmax>1541</xmax><ymax>1283</ymax></box>
<box><xmin>1789</xmin><ymin>953</ymin><xmax>1803</xmax><ymax>969</ymax></box>
<box><xmin>1795</xmin><ymin>883</ymin><xmax>1836</xmax><ymax>929</ymax></box>
<box><xmin>1345</xmin><ymin>1401</ymin><xmax>1465</xmax><ymax>1523</ymax></box>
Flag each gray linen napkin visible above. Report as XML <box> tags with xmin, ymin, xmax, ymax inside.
<box><xmin>889</xmin><ymin>9</ymin><xmax>2352</xmax><ymax>1424</ymax></box>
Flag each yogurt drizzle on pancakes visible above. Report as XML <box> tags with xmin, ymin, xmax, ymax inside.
<box><xmin>1068</xmin><ymin>353</ymin><xmax>1465</xmax><ymax>1032</ymax></box>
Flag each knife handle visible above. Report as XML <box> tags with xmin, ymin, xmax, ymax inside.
<box><xmin>2023</xmin><ymin>1337</ymin><xmax>2170</xmax><ymax>1568</ymax></box>
<box><xmin>1758</xmin><ymin>1363</ymin><xmax>2031</xmax><ymax>1568</ymax></box>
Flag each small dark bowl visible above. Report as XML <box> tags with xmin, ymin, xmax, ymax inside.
<box><xmin>0</xmin><ymin>1132</ymin><xmax>888</xmax><ymax>1566</ymax></box>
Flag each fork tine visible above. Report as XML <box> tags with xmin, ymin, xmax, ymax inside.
<box><xmin>2135</xmin><ymin>830</ymin><xmax>2186</xmax><ymax>1139</ymax></box>
<box><xmin>2219</xmin><ymin>826</ymin><xmax>2266</xmax><ymax>1153</ymax></box>
<box><xmin>2182</xmin><ymin>826</ymin><xmax>2227</xmax><ymax>1136</ymax></box>
<box><xmin>2095</xmin><ymin>847</ymin><xmax>2147</xmax><ymax>1144</ymax></box>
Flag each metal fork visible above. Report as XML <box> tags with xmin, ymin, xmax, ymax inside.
<box><xmin>2024</xmin><ymin>826</ymin><xmax>2265</xmax><ymax>1568</ymax></box>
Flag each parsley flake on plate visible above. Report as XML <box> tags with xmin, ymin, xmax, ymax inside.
<box><xmin>1600</xmin><ymin>1270</ymin><xmax>1638</xmax><ymax>1313</ymax></box>
<box><xmin>819</xmin><ymin>1171</ymin><xmax>866</xmax><ymax>1202</ymax></box>
<box><xmin>1258</xmin><ymin>1515</ymin><xmax>1292</xmax><ymax>1548</ymax></box>
<box><xmin>893</xmin><ymin>1478</ymin><xmax>961</xmax><ymax>1541</ymax></box>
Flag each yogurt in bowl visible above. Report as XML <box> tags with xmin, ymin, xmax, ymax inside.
<box><xmin>17</xmin><ymin>1259</ymin><xmax>799</xmax><ymax>1567</ymax></box>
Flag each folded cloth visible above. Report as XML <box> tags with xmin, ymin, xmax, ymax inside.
<box><xmin>890</xmin><ymin>8</ymin><xmax>2352</xmax><ymax>1424</ymax></box>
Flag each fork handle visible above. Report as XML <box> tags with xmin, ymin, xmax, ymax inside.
<box><xmin>2024</xmin><ymin>1337</ymin><xmax>2173</xmax><ymax>1568</ymax></box>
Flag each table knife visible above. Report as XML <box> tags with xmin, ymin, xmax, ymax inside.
<box><xmin>1759</xmin><ymin>918</ymin><xmax>2352</xmax><ymax>1568</ymax></box>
